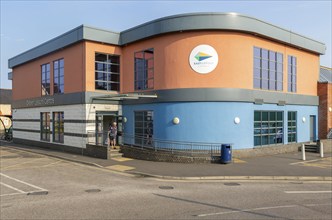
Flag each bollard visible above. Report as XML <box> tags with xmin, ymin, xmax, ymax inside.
<box><xmin>320</xmin><ymin>142</ymin><xmax>324</xmax><ymax>158</ymax></box>
<box><xmin>302</xmin><ymin>144</ymin><xmax>306</xmax><ymax>161</ymax></box>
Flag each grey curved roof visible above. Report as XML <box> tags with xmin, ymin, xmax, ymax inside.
<box><xmin>9</xmin><ymin>12</ymin><xmax>326</xmax><ymax>68</ymax></box>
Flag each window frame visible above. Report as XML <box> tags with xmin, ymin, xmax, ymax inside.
<box><xmin>134</xmin><ymin>48</ymin><xmax>154</xmax><ymax>91</ymax></box>
<box><xmin>53</xmin><ymin>112</ymin><xmax>64</xmax><ymax>143</ymax></box>
<box><xmin>253</xmin><ymin>47</ymin><xmax>283</xmax><ymax>91</ymax></box>
<box><xmin>40</xmin><ymin>112</ymin><xmax>50</xmax><ymax>141</ymax></box>
<box><xmin>254</xmin><ymin>111</ymin><xmax>284</xmax><ymax>147</ymax></box>
<box><xmin>288</xmin><ymin>55</ymin><xmax>297</xmax><ymax>93</ymax></box>
<box><xmin>95</xmin><ymin>53</ymin><xmax>120</xmax><ymax>92</ymax></box>
<box><xmin>134</xmin><ymin>110</ymin><xmax>154</xmax><ymax>146</ymax></box>
<box><xmin>287</xmin><ymin>111</ymin><xmax>297</xmax><ymax>143</ymax></box>
<box><xmin>41</xmin><ymin>63</ymin><xmax>50</xmax><ymax>96</ymax></box>
<box><xmin>53</xmin><ymin>58</ymin><xmax>64</xmax><ymax>94</ymax></box>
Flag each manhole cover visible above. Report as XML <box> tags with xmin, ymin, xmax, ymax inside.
<box><xmin>159</xmin><ymin>186</ymin><xmax>174</xmax><ymax>190</ymax></box>
<box><xmin>224</xmin><ymin>182</ymin><xmax>240</xmax><ymax>186</ymax></box>
<box><xmin>85</xmin><ymin>189</ymin><xmax>101</xmax><ymax>193</ymax></box>
<box><xmin>27</xmin><ymin>191</ymin><xmax>48</xmax><ymax>196</ymax></box>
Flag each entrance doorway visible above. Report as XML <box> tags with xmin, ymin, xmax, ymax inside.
<box><xmin>310</xmin><ymin>115</ymin><xmax>316</xmax><ymax>142</ymax></box>
<box><xmin>95</xmin><ymin>112</ymin><xmax>123</xmax><ymax>146</ymax></box>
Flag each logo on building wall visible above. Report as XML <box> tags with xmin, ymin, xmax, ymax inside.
<box><xmin>189</xmin><ymin>45</ymin><xmax>218</xmax><ymax>74</ymax></box>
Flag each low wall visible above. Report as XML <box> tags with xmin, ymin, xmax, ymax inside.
<box><xmin>120</xmin><ymin>142</ymin><xmax>311</xmax><ymax>163</ymax></box>
<box><xmin>13</xmin><ymin>138</ymin><xmax>109</xmax><ymax>159</ymax></box>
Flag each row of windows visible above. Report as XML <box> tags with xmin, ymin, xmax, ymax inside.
<box><xmin>41</xmin><ymin>112</ymin><xmax>64</xmax><ymax>143</ymax></box>
<box><xmin>254</xmin><ymin>111</ymin><xmax>297</xmax><ymax>147</ymax></box>
<box><xmin>94</xmin><ymin>47</ymin><xmax>295</xmax><ymax>93</ymax></box>
<box><xmin>253</xmin><ymin>47</ymin><xmax>297</xmax><ymax>92</ymax></box>
<box><xmin>41</xmin><ymin>59</ymin><xmax>64</xmax><ymax>96</ymax></box>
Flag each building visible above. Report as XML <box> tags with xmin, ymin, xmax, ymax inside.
<box><xmin>318</xmin><ymin>66</ymin><xmax>332</xmax><ymax>139</ymax></box>
<box><xmin>8</xmin><ymin>13</ymin><xmax>326</xmax><ymax>156</ymax></box>
<box><xmin>0</xmin><ymin>89</ymin><xmax>12</xmax><ymax>138</ymax></box>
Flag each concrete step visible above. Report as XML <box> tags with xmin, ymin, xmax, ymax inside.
<box><xmin>109</xmin><ymin>153</ymin><xmax>123</xmax><ymax>158</ymax></box>
<box><xmin>108</xmin><ymin>146</ymin><xmax>123</xmax><ymax>158</ymax></box>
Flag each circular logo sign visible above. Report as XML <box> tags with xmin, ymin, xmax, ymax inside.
<box><xmin>189</xmin><ymin>44</ymin><xmax>218</xmax><ymax>74</ymax></box>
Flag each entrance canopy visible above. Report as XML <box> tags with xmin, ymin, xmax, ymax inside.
<box><xmin>91</xmin><ymin>93</ymin><xmax>158</xmax><ymax>101</ymax></box>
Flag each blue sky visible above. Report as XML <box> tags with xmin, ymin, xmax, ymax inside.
<box><xmin>1</xmin><ymin>0</ymin><xmax>331</xmax><ymax>89</ymax></box>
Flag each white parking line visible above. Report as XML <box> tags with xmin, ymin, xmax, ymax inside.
<box><xmin>284</xmin><ymin>191</ymin><xmax>332</xmax><ymax>194</ymax></box>
<box><xmin>0</xmin><ymin>173</ymin><xmax>47</xmax><ymax>192</ymax></box>
<box><xmin>196</xmin><ymin>203</ymin><xmax>331</xmax><ymax>217</ymax></box>
<box><xmin>0</xmin><ymin>182</ymin><xmax>26</xmax><ymax>193</ymax></box>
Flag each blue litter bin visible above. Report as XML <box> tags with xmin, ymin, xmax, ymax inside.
<box><xmin>221</xmin><ymin>144</ymin><xmax>232</xmax><ymax>164</ymax></box>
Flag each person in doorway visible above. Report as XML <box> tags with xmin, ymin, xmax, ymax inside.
<box><xmin>108</xmin><ymin>122</ymin><xmax>118</xmax><ymax>149</ymax></box>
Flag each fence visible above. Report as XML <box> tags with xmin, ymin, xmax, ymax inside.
<box><xmin>87</xmin><ymin>131</ymin><xmax>224</xmax><ymax>157</ymax></box>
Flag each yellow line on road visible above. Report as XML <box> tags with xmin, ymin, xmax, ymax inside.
<box><xmin>106</xmin><ymin>165</ymin><xmax>135</xmax><ymax>172</ymax></box>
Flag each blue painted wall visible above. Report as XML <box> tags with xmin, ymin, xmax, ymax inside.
<box><xmin>122</xmin><ymin>102</ymin><xmax>318</xmax><ymax>149</ymax></box>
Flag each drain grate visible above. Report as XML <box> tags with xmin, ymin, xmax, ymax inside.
<box><xmin>27</xmin><ymin>191</ymin><xmax>48</xmax><ymax>196</ymax></box>
<box><xmin>224</xmin><ymin>182</ymin><xmax>241</xmax><ymax>186</ymax></box>
<box><xmin>159</xmin><ymin>186</ymin><xmax>174</xmax><ymax>190</ymax></box>
<box><xmin>85</xmin><ymin>189</ymin><xmax>101</xmax><ymax>193</ymax></box>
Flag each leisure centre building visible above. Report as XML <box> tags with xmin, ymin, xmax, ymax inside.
<box><xmin>8</xmin><ymin>13</ymin><xmax>326</xmax><ymax>157</ymax></box>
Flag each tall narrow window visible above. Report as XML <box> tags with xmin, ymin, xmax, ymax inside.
<box><xmin>288</xmin><ymin>56</ymin><xmax>297</xmax><ymax>92</ymax></box>
<box><xmin>134</xmin><ymin>111</ymin><xmax>153</xmax><ymax>146</ymax></box>
<box><xmin>288</xmin><ymin>111</ymin><xmax>297</xmax><ymax>143</ymax></box>
<box><xmin>253</xmin><ymin>47</ymin><xmax>283</xmax><ymax>91</ymax></box>
<box><xmin>54</xmin><ymin>59</ymin><xmax>64</xmax><ymax>94</ymax></box>
<box><xmin>134</xmin><ymin>48</ymin><xmax>154</xmax><ymax>90</ymax></box>
<box><xmin>95</xmin><ymin>53</ymin><xmax>120</xmax><ymax>91</ymax></box>
<box><xmin>254</xmin><ymin>111</ymin><xmax>283</xmax><ymax>146</ymax></box>
<box><xmin>41</xmin><ymin>112</ymin><xmax>50</xmax><ymax>141</ymax></box>
<box><xmin>41</xmin><ymin>63</ymin><xmax>50</xmax><ymax>96</ymax></box>
<box><xmin>53</xmin><ymin>112</ymin><xmax>64</xmax><ymax>143</ymax></box>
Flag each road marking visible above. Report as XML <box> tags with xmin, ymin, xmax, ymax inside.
<box><xmin>197</xmin><ymin>205</ymin><xmax>298</xmax><ymax>217</ymax></box>
<box><xmin>0</xmin><ymin>182</ymin><xmax>26</xmax><ymax>193</ymax></box>
<box><xmin>290</xmin><ymin>157</ymin><xmax>332</xmax><ymax>165</ymax></box>
<box><xmin>0</xmin><ymin>192</ymin><xmax>26</xmax><ymax>197</ymax></box>
<box><xmin>0</xmin><ymin>173</ymin><xmax>47</xmax><ymax>191</ymax></box>
<box><xmin>2</xmin><ymin>158</ymin><xmax>45</xmax><ymax>169</ymax></box>
<box><xmin>233</xmin><ymin>158</ymin><xmax>246</xmax><ymax>163</ymax></box>
<box><xmin>284</xmin><ymin>191</ymin><xmax>332</xmax><ymax>194</ymax></box>
<box><xmin>196</xmin><ymin>203</ymin><xmax>332</xmax><ymax>217</ymax></box>
<box><xmin>106</xmin><ymin>165</ymin><xmax>135</xmax><ymax>171</ymax></box>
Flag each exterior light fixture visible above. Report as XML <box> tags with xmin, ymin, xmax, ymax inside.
<box><xmin>302</xmin><ymin>117</ymin><xmax>306</xmax><ymax>123</ymax></box>
<box><xmin>329</xmin><ymin>107</ymin><xmax>332</xmax><ymax>112</ymax></box>
<box><xmin>123</xmin><ymin>117</ymin><xmax>127</xmax><ymax>123</ymax></box>
<box><xmin>234</xmin><ymin>117</ymin><xmax>240</xmax><ymax>124</ymax></box>
<box><xmin>172</xmin><ymin>117</ymin><xmax>180</xmax><ymax>125</ymax></box>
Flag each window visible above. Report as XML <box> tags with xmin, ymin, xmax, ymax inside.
<box><xmin>41</xmin><ymin>112</ymin><xmax>50</xmax><ymax>141</ymax></box>
<box><xmin>41</xmin><ymin>63</ymin><xmax>50</xmax><ymax>96</ymax></box>
<box><xmin>134</xmin><ymin>111</ymin><xmax>153</xmax><ymax>145</ymax></box>
<box><xmin>54</xmin><ymin>59</ymin><xmax>64</xmax><ymax>94</ymax></box>
<box><xmin>134</xmin><ymin>48</ymin><xmax>154</xmax><ymax>90</ymax></box>
<box><xmin>288</xmin><ymin>112</ymin><xmax>297</xmax><ymax>143</ymax></box>
<box><xmin>95</xmin><ymin>53</ymin><xmax>120</xmax><ymax>91</ymax></box>
<box><xmin>254</xmin><ymin>47</ymin><xmax>283</xmax><ymax>91</ymax></box>
<box><xmin>288</xmin><ymin>56</ymin><xmax>297</xmax><ymax>92</ymax></box>
<box><xmin>53</xmin><ymin>112</ymin><xmax>64</xmax><ymax>143</ymax></box>
<box><xmin>254</xmin><ymin>111</ymin><xmax>283</xmax><ymax>146</ymax></box>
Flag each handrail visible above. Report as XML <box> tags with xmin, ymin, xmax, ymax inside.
<box><xmin>87</xmin><ymin>131</ymin><xmax>225</xmax><ymax>157</ymax></box>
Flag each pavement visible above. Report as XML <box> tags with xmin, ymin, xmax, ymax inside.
<box><xmin>1</xmin><ymin>140</ymin><xmax>331</xmax><ymax>181</ymax></box>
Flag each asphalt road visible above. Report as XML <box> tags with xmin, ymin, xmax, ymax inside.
<box><xmin>1</xmin><ymin>146</ymin><xmax>331</xmax><ymax>219</ymax></box>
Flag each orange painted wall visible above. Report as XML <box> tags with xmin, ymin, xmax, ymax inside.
<box><xmin>84</xmin><ymin>41</ymin><xmax>122</xmax><ymax>92</ymax></box>
<box><xmin>121</xmin><ymin>31</ymin><xmax>320</xmax><ymax>95</ymax></box>
<box><xmin>12</xmin><ymin>42</ymin><xmax>85</xmax><ymax>100</ymax></box>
